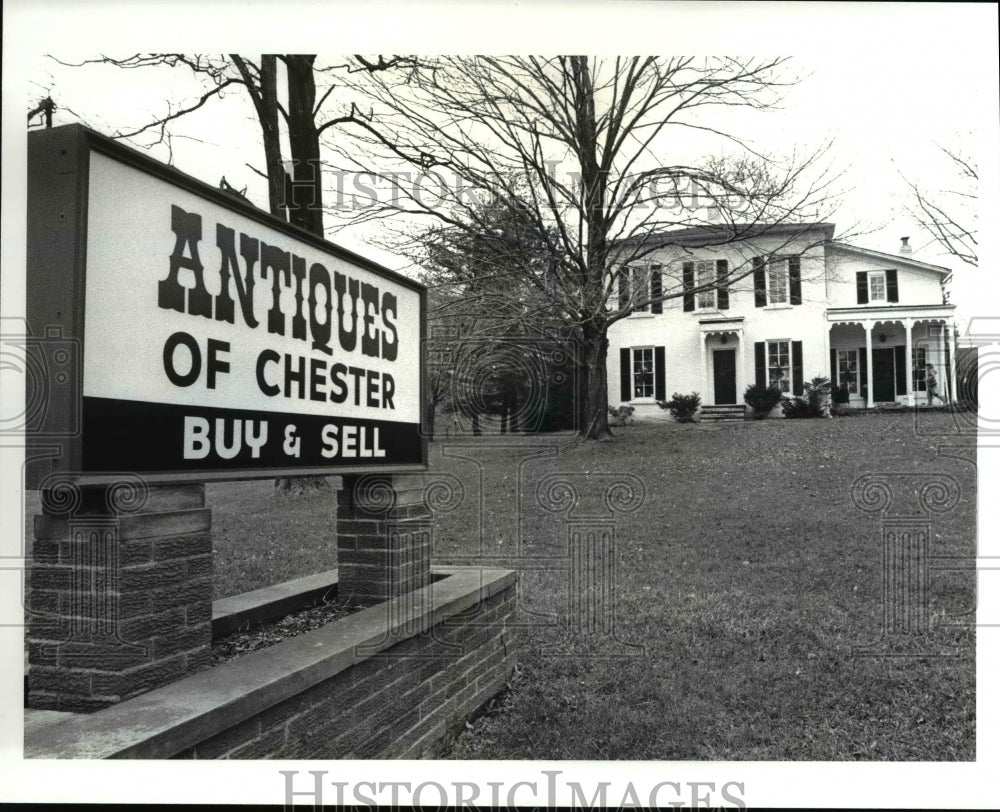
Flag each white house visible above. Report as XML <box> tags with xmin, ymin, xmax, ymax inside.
<box><xmin>607</xmin><ymin>223</ymin><xmax>957</xmax><ymax>420</ymax></box>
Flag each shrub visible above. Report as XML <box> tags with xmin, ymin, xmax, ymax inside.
<box><xmin>804</xmin><ymin>376</ymin><xmax>832</xmax><ymax>417</ymax></box>
<box><xmin>782</xmin><ymin>377</ymin><xmax>833</xmax><ymax>419</ymax></box>
<box><xmin>831</xmin><ymin>384</ymin><xmax>851</xmax><ymax>416</ymax></box>
<box><xmin>657</xmin><ymin>392</ymin><xmax>701</xmax><ymax>422</ymax></box>
<box><xmin>744</xmin><ymin>383</ymin><xmax>782</xmax><ymax>418</ymax></box>
<box><xmin>608</xmin><ymin>404</ymin><xmax>635</xmax><ymax>426</ymax></box>
<box><xmin>780</xmin><ymin>395</ymin><xmax>812</xmax><ymax>418</ymax></box>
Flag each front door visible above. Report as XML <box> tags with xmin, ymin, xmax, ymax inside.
<box><xmin>872</xmin><ymin>347</ymin><xmax>896</xmax><ymax>402</ymax></box>
<box><xmin>713</xmin><ymin>349</ymin><xmax>737</xmax><ymax>404</ymax></box>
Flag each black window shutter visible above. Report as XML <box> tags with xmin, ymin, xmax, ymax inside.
<box><xmin>856</xmin><ymin>271</ymin><xmax>869</xmax><ymax>305</ymax></box>
<box><xmin>894</xmin><ymin>344</ymin><xmax>906</xmax><ymax>395</ymax></box>
<box><xmin>650</xmin><ymin>266</ymin><xmax>663</xmax><ymax>314</ymax></box>
<box><xmin>831</xmin><ymin>348</ymin><xmax>837</xmax><ymax>385</ymax></box>
<box><xmin>619</xmin><ymin>348</ymin><xmax>631</xmax><ymax>401</ymax></box>
<box><xmin>792</xmin><ymin>341</ymin><xmax>804</xmax><ymax>396</ymax></box>
<box><xmin>755</xmin><ymin>342</ymin><xmax>766</xmax><ymax>388</ymax></box>
<box><xmin>886</xmin><ymin>269</ymin><xmax>899</xmax><ymax>303</ymax></box>
<box><xmin>789</xmin><ymin>256</ymin><xmax>802</xmax><ymax>305</ymax></box>
<box><xmin>753</xmin><ymin>257</ymin><xmax>766</xmax><ymax>308</ymax></box>
<box><xmin>716</xmin><ymin>259</ymin><xmax>729</xmax><ymax>309</ymax></box>
<box><xmin>654</xmin><ymin>346</ymin><xmax>666</xmax><ymax>401</ymax></box>
<box><xmin>859</xmin><ymin>348</ymin><xmax>868</xmax><ymax>391</ymax></box>
<box><xmin>682</xmin><ymin>262</ymin><xmax>694</xmax><ymax>312</ymax></box>
<box><xmin>618</xmin><ymin>267</ymin><xmax>630</xmax><ymax>311</ymax></box>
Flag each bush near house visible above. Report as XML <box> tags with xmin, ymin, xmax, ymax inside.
<box><xmin>744</xmin><ymin>383</ymin><xmax>782</xmax><ymax>418</ymax></box>
<box><xmin>832</xmin><ymin>384</ymin><xmax>852</xmax><ymax>416</ymax></box>
<box><xmin>783</xmin><ymin>376</ymin><xmax>832</xmax><ymax>419</ymax></box>
<box><xmin>657</xmin><ymin>392</ymin><xmax>701</xmax><ymax>422</ymax></box>
<box><xmin>608</xmin><ymin>405</ymin><xmax>635</xmax><ymax>426</ymax></box>
<box><xmin>781</xmin><ymin>395</ymin><xmax>812</xmax><ymax>418</ymax></box>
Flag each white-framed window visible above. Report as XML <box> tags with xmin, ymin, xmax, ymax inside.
<box><xmin>767</xmin><ymin>340</ymin><xmax>791</xmax><ymax>393</ymax></box>
<box><xmin>631</xmin><ymin>265</ymin><xmax>650</xmax><ymax>313</ymax></box>
<box><xmin>768</xmin><ymin>261</ymin><xmax>789</xmax><ymax>305</ymax></box>
<box><xmin>696</xmin><ymin>261</ymin><xmax>716</xmax><ymax>309</ymax></box>
<box><xmin>837</xmin><ymin>349</ymin><xmax>858</xmax><ymax>394</ymax></box>
<box><xmin>632</xmin><ymin>347</ymin><xmax>656</xmax><ymax>398</ymax></box>
<box><xmin>620</xmin><ymin>263</ymin><xmax>662</xmax><ymax>315</ymax></box>
<box><xmin>756</xmin><ymin>255</ymin><xmax>801</xmax><ymax>308</ymax></box>
<box><xmin>869</xmin><ymin>270</ymin><xmax>887</xmax><ymax>303</ymax></box>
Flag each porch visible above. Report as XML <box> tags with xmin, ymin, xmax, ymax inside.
<box><xmin>827</xmin><ymin>305</ymin><xmax>957</xmax><ymax>408</ymax></box>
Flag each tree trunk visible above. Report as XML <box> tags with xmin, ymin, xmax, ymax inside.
<box><xmin>230</xmin><ymin>54</ymin><xmax>285</xmax><ymax>221</ymax></box>
<box><xmin>277</xmin><ymin>55</ymin><xmax>327</xmax><ymax>491</ymax></box>
<box><xmin>579</xmin><ymin>327</ymin><xmax>613</xmax><ymax>440</ymax></box>
<box><xmin>285</xmin><ymin>55</ymin><xmax>324</xmax><ymax>235</ymax></box>
<box><xmin>259</xmin><ymin>55</ymin><xmax>286</xmax><ymax>219</ymax></box>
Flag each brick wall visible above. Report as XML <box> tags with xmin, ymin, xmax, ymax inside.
<box><xmin>27</xmin><ymin>485</ymin><xmax>212</xmax><ymax>712</ymax></box>
<box><xmin>173</xmin><ymin>582</ymin><xmax>516</xmax><ymax>759</ymax></box>
<box><xmin>336</xmin><ymin>474</ymin><xmax>434</xmax><ymax>604</ymax></box>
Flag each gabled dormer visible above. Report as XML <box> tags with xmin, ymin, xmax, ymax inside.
<box><xmin>825</xmin><ymin>241</ymin><xmax>950</xmax><ymax>309</ymax></box>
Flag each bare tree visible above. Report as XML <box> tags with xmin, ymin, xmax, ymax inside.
<box><xmin>422</xmin><ymin>194</ymin><xmax>571</xmax><ymax>437</ymax></box>
<box><xmin>328</xmin><ymin>56</ymin><xmax>842</xmax><ymax>439</ymax></box>
<box><xmin>48</xmin><ymin>54</ymin><xmax>414</xmax><ymax>230</ymax></box>
<box><xmin>899</xmin><ymin>143</ymin><xmax>978</xmax><ymax>267</ymax></box>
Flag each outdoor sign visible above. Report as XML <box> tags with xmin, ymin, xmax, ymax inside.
<box><xmin>26</xmin><ymin>125</ymin><xmax>426</xmax><ymax>487</ymax></box>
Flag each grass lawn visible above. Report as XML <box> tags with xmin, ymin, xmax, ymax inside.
<box><xmin>22</xmin><ymin>411</ymin><xmax>977</xmax><ymax>759</ymax></box>
<box><xmin>435</xmin><ymin>412</ymin><xmax>976</xmax><ymax>760</ymax></box>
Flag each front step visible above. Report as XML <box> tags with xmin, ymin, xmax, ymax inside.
<box><xmin>700</xmin><ymin>404</ymin><xmax>746</xmax><ymax>422</ymax></box>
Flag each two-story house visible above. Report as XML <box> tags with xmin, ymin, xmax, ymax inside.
<box><xmin>608</xmin><ymin>223</ymin><xmax>956</xmax><ymax>419</ymax></box>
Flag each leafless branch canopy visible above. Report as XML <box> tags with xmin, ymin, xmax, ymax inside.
<box><xmin>329</xmin><ymin>56</ymin><xmax>844</xmax><ymax>328</ymax></box>
<box><xmin>899</xmin><ymin>143</ymin><xmax>978</xmax><ymax>267</ymax></box>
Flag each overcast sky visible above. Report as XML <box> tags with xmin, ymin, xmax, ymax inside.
<box><xmin>3</xmin><ymin>2</ymin><xmax>999</xmax><ymax>808</ymax></box>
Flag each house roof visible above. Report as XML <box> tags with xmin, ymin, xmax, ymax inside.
<box><xmin>614</xmin><ymin>221</ymin><xmax>837</xmax><ymax>249</ymax></box>
<box><xmin>612</xmin><ymin>223</ymin><xmax>953</xmax><ymax>279</ymax></box>
<box><xmin>826</xmin><ymin>242</ymin><xmax>951</xmax><ymax>275</ymax></box>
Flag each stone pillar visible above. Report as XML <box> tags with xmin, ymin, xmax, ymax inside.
<box><xmin>336</xmin><ymin>474</ymin><xmax>432</xmax><ymax>605</ymax></box>
<box><xmin>27</xmin><ymin>482</ymin><xmax>212</xmax><ymax>712</ymax></box>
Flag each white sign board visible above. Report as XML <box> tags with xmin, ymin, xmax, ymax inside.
<box><xmin>27</xmin><ymin>126</ymin><xmax>426</xmax><ymax>484</ymax></box>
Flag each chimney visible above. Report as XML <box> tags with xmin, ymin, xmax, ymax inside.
<box><xmin>900</xmin><ymin>236</ymin><xmax>912</xmax><ymax>256</ymax></box>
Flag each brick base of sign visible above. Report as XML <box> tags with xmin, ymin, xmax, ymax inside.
<box><xmin>181</xmin><ymin>578</ymin><xmax>516</xmax><ymax>759</ymax></box>
<box><xmin>26</xmin><ymin>484</ymin><xmax>213</xmax><ymax>712</ymax></box>
<box><xmin>24</xmin><ymin>568</ymin><xmax>517</xmax><ymax>759</ymax></box>
<box><xmin>336</xmin><ymin>474</ymin><xmax>433</xmax><ymax>604</ymax></box>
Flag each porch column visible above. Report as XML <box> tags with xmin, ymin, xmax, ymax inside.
<box><xmin>699</xmin><ymin>334</ymin><xmax>707</xmax><ymax>398</ymax></box>
<box><xmin>904</xmin><ymin>318</ymin><xmax>913</xmax><ymax>406</ymax></box>
<box><xmin>823</xmin><ymin>319</ymin><xmax>831</xmax><ymax>386</ymax></box>
<box><xmin>738</xmin><ymin>330</ymin><xmax>747</xmax><ymax>404</ymax></box>
<box><xmin>948</xmin><ymin>323</ymin><xmax>958</xmax><ymax>403</ymax></box>
<box><xmin>865</xmin><ymin>321</ymin><xmax>874</xmax><ymax>409</ymax></box>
